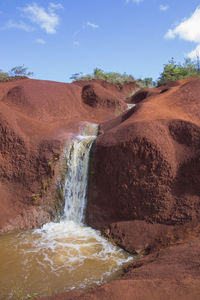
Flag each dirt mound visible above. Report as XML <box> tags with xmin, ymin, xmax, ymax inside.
<box><xmin>0</xmin><ymin>78</ymin><xmax>129</xmax><ymax>231</ymax></box>
<box><xmin>86</xmin><ymin>77</ymin><xmax>200</xmax><ymax>232</ymax></box>
<box><xmin>127</xmin><ymin>88</ymin><xmax>160</xmax><ymax>104</ymax></box>
<box><xmin>82</xmin><ymin>83</ymin><xmax>126</xmax><ymax>112</ymax></box>
<box><xmin>127</xmin><ymin>80</ymin><xmax>184</xmax><ymax>105</ymax></box>
<box><xmin>74</xmin><ymin>79</ymin><xmax>138</xmax><ymax>97</ymax></box>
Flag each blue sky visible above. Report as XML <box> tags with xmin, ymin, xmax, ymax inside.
<box><xmin>1</xmin><ymin>0</ymin><xmax>200</xmax><ymax>82</ymax></box>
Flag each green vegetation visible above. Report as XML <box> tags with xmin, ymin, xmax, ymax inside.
<box><xmin>9</xmin><ymin>65</ymin><xmax>33</xmax><ymax>77</ymax></box>
<box><xmin>136</xmin><ymin>77</ymin><xmax>155</xmax><ymax>88</ymax></box>
<box><xmin>70</xmin><ymin>67</ymin><xmax>156</xmax><ymax>87</ymax></box>
<box><xmin>70</xmin><ymin>67</ymin><xmax>135</xmax><ymax>84</ymax></box>
<box><xmin>157</xmin><ymin>57</ymin><xmax>200</xmax><ymax>86</ymax></box>
<box><xmin>2</xmin><ymin>58</ymin><xmax>200</xmax><ymax>86</ymax></box>
<box><xmin>0</xmin><ymin>65</ymin><xmax>33</xmax><ymax>82</ymax></box>
<box><xmin>0</xmin><ymin>71</ymin><xmax>9</xmax><ymax>81</ymax></box>
<box><xmin>31</xmin><ymin>193</ymin><xmax>40</xmax><ymax>204</ymax></box>
<box><xmin>71</xmin><ymin>57</ymin><xmax>200</xmax><ymax>88</ymax></box>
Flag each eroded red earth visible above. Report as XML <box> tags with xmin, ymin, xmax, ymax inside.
<box><xmin>1</xmin><ymin>77</ymin><xmax>200</xmax><ymax>299</ymax></box>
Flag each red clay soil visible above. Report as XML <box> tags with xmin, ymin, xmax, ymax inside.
<box><xmin>0</xmin><ymin>78</ymin><xmax>134</xmax><ymax>231</ymax></box>
<box><xmin>126</xmin><ymin>81</ymin><xmax>180</xmax><ymax>104</ymax></box>
<box><xmin>87</xmin><ymin>78</ymin><xmax>200</xmax><ymax>231</ymax></box>
<box><xmin>74</xmin><ymin>79</ymin><xmax>138</xmax><ymax>99</ymax></box>
<box><xmin>54</xmin><ymin>77</ymin><xmax>200</xmax><ymax>300</ymax></box>
<box><xmin>2</xmin><ymin>77</ymin><xmax>200</xmax><ymax>300</ymax></box>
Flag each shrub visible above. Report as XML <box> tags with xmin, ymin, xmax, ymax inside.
<box><xmin>157</xmin><ymin>57</ymin><xmax>200</xmax><ymax>86</ymax></box>
<box><xmin>9</xmin><ymin>65</ymin><xmax>33</xmax><ymax>77</ymax></box>
<box><xmin>0</xmin><ymin>71</ymin><xmax>9</xmax><ymax>82</ymax></box>
<box><xmin>70</xmin><ymin>68</ymin><xmax>135</xmax><ymax>85</ymax></box>
<box><xmin>136</xmin><ymin>77</ymin><xmax>154</xmax><ymax>88</ymax></box>
<box><xmin>0</xmin><ymin>65</ymin><xmax>33</xmax><ymax>82</ymax></box>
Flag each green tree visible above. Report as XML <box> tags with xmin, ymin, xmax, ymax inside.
<box><xmin>93</xmin><ymin>68</ymin><xmax>105</xmax><ymax>79</ymax></box>
<box><xmin>136</xmin><ymin>77</ymin><xmax>153</xmax><ymax>88</ymax></box>
<box><xmin>157</xmin><ymin>57</ymin><xmax>200</xmax><ymax>86</ymax></box>
<box><xmin>70</xmin><ymin>72</ymin><xmax>83</xmax><ymax>81</ymax></box>
<box><xmin>9</xmin><ymin>65</ymin><xmax>33</xmax><ymax>77</ymax></box>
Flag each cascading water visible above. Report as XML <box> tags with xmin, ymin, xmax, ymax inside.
<box><xmin>0</xmin><ymin>123</ymin><xmax>134</xmax><ymax>299</ymax></box>
<box><xmin>63</xmin><ymin>125</ymin><xmax>97</xmax><ymax>223</ymax></box>
<box><xmin>127</xmin><ymin>103</ymin><xmax>136</xmax><ymax>110</ymax></box>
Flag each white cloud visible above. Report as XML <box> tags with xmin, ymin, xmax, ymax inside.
<box><xmin>49</xmin><ymin>3</ymin><xmax>64</xmax><ymax>11</ymax></box>
<box><xmin>160</xmin><ymin>5</ymin><xmax>169</xmax><ymax>11</ymax></box>
<box><xmin>165</xmin><ymin>7</ymin><xmax>200</xmax><ymax>42</ymax></box>
<box><xmin>126</xmin><ymin>0</ymin><xmax>143</xmax><ymax>4</ymax></box>
<box><xmin>188</xmin><ymin>45</ymin><xmax>200</xmax><ymax>59</ymax></box>
<box><xmin>87</xmin><ymin>21</ymin><xmax>99</xmax><ymax>29</ymax></box>
<box><xmin>73</xmin><ymin>41</ymin><xmax>80</xmax><ymax>47</ymax></box>
<box><xmin>0</xmin><ymin>20</ymin><xmax>34</xmax><ymax>32</ymax></box>
<box><xmin>36</xmin><ymin>38</ymin><xmax>46</xmax><ymax>44</ymax></box>
<box><xmin>21</xmin><ymin>2</ymin><xmax>63</xmax><ymax>34</ymax></box>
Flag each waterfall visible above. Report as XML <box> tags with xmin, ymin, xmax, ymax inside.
<box><xmin>63</xmin><ymin>123</ymin><xmax>98</xmax><ymax>223</ymax></box>
<box><xmin>0</xmin><ymin>122</ymin><xmax>133</xmax><ymax>299</ymax></box>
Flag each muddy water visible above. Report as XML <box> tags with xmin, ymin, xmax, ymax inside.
<box><xmin>0</xmin><ymin>221</ymin><xmax>132</xmax><ymax>299</ymax></box>
<box><xmin>0</xmin><ymin>123</ymin><xmax>134</xmax><ymax>299</ymax></box>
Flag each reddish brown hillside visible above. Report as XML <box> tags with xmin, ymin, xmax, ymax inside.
<box><xmin>34</xmin><ymin>78</ymin><xmax>200</xmax><ymax>300</ymax></box>
<box><xmin>86</xmin><ymin>78</ymin><xmax>200</xmax><ymax>240</ymax></box>
<box><xmin>0</xmin><ymin>78</ymin><xmax>134</xmax><ymax>231</ymax></box>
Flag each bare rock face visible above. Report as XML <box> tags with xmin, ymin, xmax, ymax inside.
<box><xmin>86</xmin><ymin>78</ymin><xmax>200</xmax><ymax>242</ymax></box>
<box><xmin>0</xmin><ymin>78</ymin><xmax>132</xmax><ymax>231</ymax></box>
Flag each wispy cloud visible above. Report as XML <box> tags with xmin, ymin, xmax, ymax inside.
<box><xmin>73</xmin><ymin>21</ymin><xmax>100</xmax><ymax>44</ymax></box>
<box><xmin>73</xmin><ymin>41</ymin><xmax>80</xmax><ymax>47</ymax></box>
<box><xmin>0</xmin><ymin>20</ymin><xmax>34</xmax><ymax>32</ymax></box>
<box><xmin>36</xmin><ymin>38</ymin><xmax>46</xmax><ymax>45</ymax></box>
<box><xmin>49</xmin><ymin>3</ymin><xmax>64</xmax><ymax>11</ymax></box>
<box><xmin>86</xmin><ymin>21</ymin><xmax>99</xmax><ymax>29</ymax></box>
<box><xmin>21</xmin><ymin>2</ymin><xmax>63</xmax><ymax>34</ymax></box>
<box><xmin>160</xmin><ymin>5</ymin><xmax>169</xmax><ymax>11</ymax></box>
<box><xmin>126</xmin><ymin>0</ymin><xmax>143</xmax><ymax>4</ymax></box>
<box><xmin>165</xmin><ymin>6</ymin><xmax>200</xmax><ymax>59</ymax></box>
